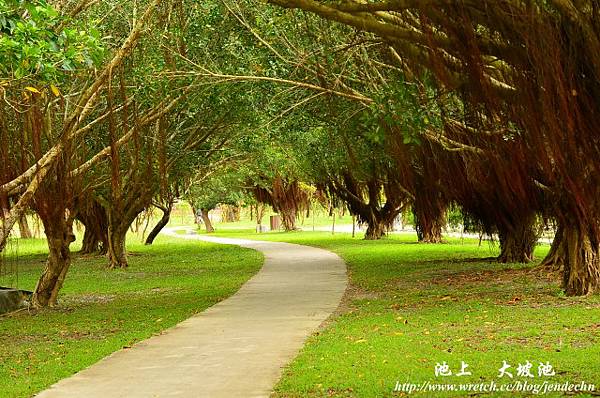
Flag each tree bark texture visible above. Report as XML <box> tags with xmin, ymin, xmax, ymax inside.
<box><xmin>18</xmin><ymin>215</ymin><xmax>33</xmax><ymax>239</ymax></box>
<box><xmin>201</xmin><ymin>208</ymin><xmax>214</xmax><ymax>233</ymax></box>
<box><xmin>145</xmin><ymin>200</ymin><xmax>173</xmax><ymax>245</ymax></box>
<box><xmin>497</xmin><ymin>214</ymin><xmax>538</xmax><ymax>263</ymax></box>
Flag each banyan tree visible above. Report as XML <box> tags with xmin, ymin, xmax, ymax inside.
<box><xmin>77</xmin><ymin>198</ymin><xmax>109</xmax><ymax>255</ymax></box>
<box><xmin>325</xmin><ymin>171</ymin><xmax>406</xmax><ymax>240</ymax></box>
<box><xmin>267</xmin><ymin>0</ymin><xmax>600</xmax><ymax>296</ymax></box>
<box><xmin>305</xmin><ymin>115</ymin><xmax>409</xmax><ymax>240</ymax></box>
<box><xmin>0</xmin><ymin>0</ymin><xmax>226</xmax><ymax>304</ymax></box>
<box><xmin>0</xmin><ymin>88</ymin><xmax>89</xmax><ymax>307</ymax></box>
<box><xmin>254</xmin><ymin>177</ymin><xmax>311</xmax><ymax>231</ymax></box>
<box><xmin>385</xmin><ymin>131</ymin><xmax>449</xmax><ymax>244</ymax></box>
<box><xmin>427</xmin><ymin>124</ymin><xmax>542</xmax><ymax>262</ymax></box>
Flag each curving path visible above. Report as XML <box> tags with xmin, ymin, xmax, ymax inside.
<box><xmin>36</xmin><ymin>227</ymin><xmax>347</xmax><ymax>398</ymax></box>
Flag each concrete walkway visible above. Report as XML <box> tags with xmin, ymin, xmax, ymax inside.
<box><xmin>36</xmin><ymin>228</ymin><xmax>347</xmax><ymax>398</ymax></box>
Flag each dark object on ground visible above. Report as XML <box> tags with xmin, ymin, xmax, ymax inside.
<box><xmin>0</xmin><ymin>287</ymin><xmax>32</xmax><ymax>315</ymax></box>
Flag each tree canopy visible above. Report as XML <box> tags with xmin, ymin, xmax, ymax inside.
<box><xmin>1</xmin><ymin>0</ymin><xmax>599</xmax><ymax>306</ymax></box>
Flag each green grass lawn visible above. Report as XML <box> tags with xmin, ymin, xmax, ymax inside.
<box><xmin>207</xmin><ymin>229</ymin><xmax>600</xmax><ymax>397</ymax></box>
<box><xmin>0</xmin><ymin>234</ymin><xmax>262</xmax><ymax>398</ymax></box>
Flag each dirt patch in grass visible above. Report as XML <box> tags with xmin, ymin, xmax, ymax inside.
<box><xmin>57</xmin><ymin>330</ymin><xmax>105</xmax><ymax>341</ymax></box>
<box><xmin>63</xmin><ymin>294</ymin><xmax>116</xmax><ymax>306</ymax></box>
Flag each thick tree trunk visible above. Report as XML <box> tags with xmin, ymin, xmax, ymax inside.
<box><xmin>413</xmin><ymin>203</ymin><xmax>445</xmax><ymax>243</ymax></box>
<box><xmin>562</xmin><ymin>226</ymin><xmax>600</xmax><ymax>296</ymax></box>
<box><xmin>78</xmin><ymin>228</ymin><xmax>107</xmax><ymax>255</ymax></box>
<box><xmin>540</xmin><ymin>225</ymin><xmax>563</xmax><ymax>270</ymax></box>
<box><xmin>31</xmin><ymin>219</ymin><xmax>75</xmax><ymax>307</ymax></box>
<box><xmin>365</xmin><ymin>219</ymin><xmax>386</xmax><ymax>240</ymax></box>
<box><xmin>255</xmin><ymin>203</ymin><xmax>266</xmax><ymax>232</ymax></box>
<box><xmin>280</xmin><ymin>208</ymin><xmax>298</xmax><ymax>231</ymax></box>
<box><xmin>201</xmin><ymin>209</ymin><xmax>214</xmax><ymax>233</ymax></box>
<box><xmin>80</xmin><ymin>226</ymin><xmax>100</xmax><ymax>254</ymax></box>
<box><xmin>541</xmin><ymin>225</ymin><xmax>600</xmax><ymax>296</ymax></box>
<box><xmin>412</xmin><ymin>180</ymin><xmax>446</xmax><ymax>244</ymax></box>
<box><xmin>18</xmin><ymin>215</ymin><xmax>32</xmax><ymax>239</ymax></box>
<box><xmin>145</xmin><ymin>203</ymin><xmax>172</xmax><ymax>245</ymax></box>
<box><xmin>256</xmin><ymin>203</ymin><xmax>265</xmax><ymax>225</ymax></box>
<box><xmin>497</xmin><ymin>215</ymin><xmax>538</xmax><ymax>263</ymax></box>
<box><xmin>107</xmin><ymin>227</ymin><xmax>128</xmax><ymax>269</ymax></box>
<box><xmin>414</xmin><ymin>208</ymin><xmax>444</xmax><ymax>243</ymax></box>
<box><xmin>335</xmin><ymin>175</ymin><xmax>403</xmax><ymax>241</ymax></box>
<box><xmin>29</xmin><ymin>152</ymin><xmax>75</xmax><ymax>307</ymax></box>
<box><xmin>77</xmin><ymin>200</ymin><xmax>108</xmax><ymax>255</ymax></box>
<box><xmin>104</xmin><ymin>185</ymin><xmax>152</xmax><ymax>268</ymax></box>
<box><xmin>416</xmin><ymin>223</ymin><xmax>443</xmax><ymax>243</ymax></box>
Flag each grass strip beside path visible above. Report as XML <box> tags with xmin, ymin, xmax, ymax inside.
<box><xmin>207</xmin><ymin>229</ymin><xmax>600</xmax><ymax>398</ymax></box>
<box><xmin>0</xmin><ymin>235</ymin><xmax>262</xmax><ymax>398</ymax></box>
